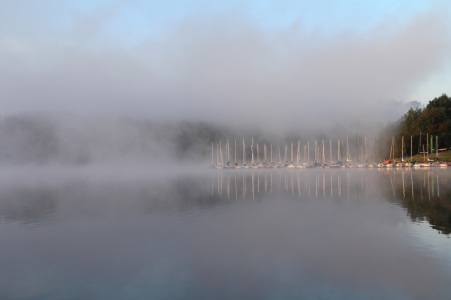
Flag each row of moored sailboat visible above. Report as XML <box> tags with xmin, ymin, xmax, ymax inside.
<box><xmin>211</xmin><ymin>137</ymin><xmax>449</xmax><ymax>169</ymax></box>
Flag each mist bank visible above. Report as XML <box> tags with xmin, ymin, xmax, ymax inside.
<box><xmin>0</xmin><ymin>110</ymin><xmax>417</xmax><ymax>166</ymax></box>
<box><xmin>0</xmin><ymin>113</ymin><xmax>205</xmax><ymax>166</ymax></box>
<box><xmin>2</xmin><ymin>7</ymin><xmax>450</xmax><ymax>128</ymax></box>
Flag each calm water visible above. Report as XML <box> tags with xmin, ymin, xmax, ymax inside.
<box><xmin>1</xmin><ymin>167</ymin><xmax>450</xmax><ymax>299</ymax></box>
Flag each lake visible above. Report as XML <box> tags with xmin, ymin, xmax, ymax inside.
<box><xmin>0</xmin><ymin>166</ymin><xmax>450</xmax><ymax>299</ymax></box>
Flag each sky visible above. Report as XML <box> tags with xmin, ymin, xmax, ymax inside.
<box><xmin>1</xmin><ymin>0</ymin><xmax>450</xmax><ymax>131</ymax></box>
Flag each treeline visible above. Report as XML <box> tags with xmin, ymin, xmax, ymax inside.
<box><xmin>0</xmin><ymin>112</ymin><xmax>395</xmax><ymax>165</ymax></box>
<box><xmin>378</xmin><ymin>93</ymin><xmax>451</xmax><ymax>159</ymax></box>
<box><xmin>3</xmin><ymin>94</ymin><xmax>448</xmax><ymax>165</ymax></box>
<box><xmin>0</xmin><ymin>114</ymin><xmax>227</xmax><ymax>165</ymax></box>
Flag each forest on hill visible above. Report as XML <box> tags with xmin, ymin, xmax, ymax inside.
<box><xmin>378</xmin><ymin>93</ymin><xmax>451</xmax><ymax>160</ymax></box>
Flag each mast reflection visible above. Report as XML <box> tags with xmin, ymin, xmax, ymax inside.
<box><xmin>211</xmin><ymin>169</ymin><xmax>451</xmax><ymax>235</ymax></box>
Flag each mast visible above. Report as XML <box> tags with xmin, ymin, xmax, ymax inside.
<box><xmin>430</xmin><ymin>134</ymin><xmax>433</xmax><ymax>155</ymax></box>
<box><xmin>242</xmin><ymin>139</ymin><xmax>246</xmax><ymax>165</ymax></box>
<box><xmin>297</xmin><ymin>141</ymin><xmax>301</xmax><ymax>165</ymax></box>
<box><xmin>410</xmin><ymin>135</ymin><xmax>412</xmax><ymax>162</ymax></box>
<box><xmin>329</xmin><ymin>140</ymin><xmax>332</xmax><ymax>164</ymax></box>
<box><xmin>401</xmin><ymin>136</ymin><xmax>404</xmax><ymax>162</ymax></box>
<box><xmin>322</xmin><ymin>140</ymin><xmax>326</xmax><ymax>164</ymax></box>
<box><xmin>373</xmin><ymin>137</ymin><xmax>376</xmax><ymax>163</ymax></box>
<box><xmin>314</xmin><ymin>140</ymin><xmax>318</xmax><ymax>164</ymax></box>
<box><xmin>346</xmin><ymin>136</ymin><xmax>350</xmax><ymax>163</ymax></box>
<box><xmin>251</xmin><ymin>138</ymin><xmax>254</xmax><ymax>165</ymax></box>
<box><xmin>270</xmin><ymin>144</ymin><xmax>273</xmax><ymax>163</ymax></box>
<box><xmin>423</xmin><ymin>145</ymin><xmax>426</xmax><ymax>162</ymax></box>
<box><xmin>228</xmin><ymin>140</ymin><xmax>230</xmax><ymax>163</ymax></box>
<box><xmin>436</xmin><ymin>136</ymin><xmax>438</xmax><ymax>159</ymax></box>
<box><xmin>318</xmin><ymin>142</ymin><xmax>321</xmax><ymax>164</ymax></box>
<box><xmin>360</xmin><ymin>145</ymin><xmax>363</xmax><ymax>164</ymax></box>
<box><xmin>307</xmin><ymin>141</ymin><xmax>310</xmax><ymax>164</ymax></box>
<box><xmin>356</xmin><ymin>134</ymin><xmax>359</xmax><ymax>163</ymax></box>
<box><xmin>211</xmin><ymin>142</ymin><xmax>214</xmax><ymax>166</ymax></box>
<box><xmin>219</xmin><ymin>140</ymin><xmax>223</xmax><ymax>166</ymax></box>
<box><xmin>364</xmin><ymin>136</ymin><xmax>367</xmax><ymax>163</ymax></box>
<box><xmin>388</xmin><ymin>137</ymin><xmax>392</xmax><ymax>161</ymax></box>
<box><xmin>426</xmin><ymin>133</ymin><xmax>429</xmax><ymax>161</ymax></box>
<box><xmin>391</xmin><ymin>136</ymin><xmax>394</xmax><ymax>161</ymax></box>
<box><xmin>419</xmin><ymin>131</ymin><xmax>422</xmax><ymax>155</ymax></box>
<box><xmin>284</xmin><ymin>144</ymin><xmax>288</xmax><ymax>163</ymax></box>
<box><xmin>291</xmin><ymin>142</ymin><xmax>294</xmax><ymax>163</ymax></box>
<box><xmin>226</xmin><ymin>139</ymin><xmax>229</xmax><ymax>163</ymax></box>
<box><xmin>257</xmin><ymin>143</ymin><xmax>260</xmax><ymax>163</ymax></box>
<box><xmin>234</xmin><ymin>138</ymin><xmax>237</xmax><ymax>164</ymax></box>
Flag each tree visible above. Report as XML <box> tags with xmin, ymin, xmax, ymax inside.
<box><xmin>390</xmin><ymin>94</ymin><xmax>450</xmax><ymax>160</ymax></box>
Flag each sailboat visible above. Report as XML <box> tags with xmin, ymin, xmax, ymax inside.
<box><xmin>419</xmin><ymin>145</ymin><xmax>430</xmax><ymax>167</ymax></box>
<box><xmin>215</xmin><ymin>140</ymin><xmax>224</xmax><ymax>169</ymax></box>
<box><xmin>256</xmin><ymin>143</ymin><xmax>264</xmax><ymax>168</ymax></box>
<box><xmin>401</xmin><ymin>136</ymin><xmax>411</xmax><ymax>167</ymax></box>
<box><xmin>250</xmin><ymin>138</ymin><xmax>257</xmax><ymax>168</ymax></box>
<box><xmin>321</xmin><ymin>140</ymin><xmax>328</xmax><ymax>168</ymax></box>
<box><xmin>287</xmin><ymin>142</ymin><xmax>296</xmax><ymax>168</ymax></box>
<box><xmin>330</xmin><ymin>140</ymin><xmax>343</xmax><ymax>168</ymax></box>
<box><xmin>234</xmin><ymin>138</ymin><xmax>241</xmax><ymax>168</ymax></box>
<box><xmin>296</xmin><ymin>140</ymin><xmax>304</xmax><ymax>168</ymax></box>
<box><xmin>303</xmin><ymin>141</ymin><xmax>313</xmax><ymax>168</ymax></box>
<box><xmin>211</xmin><ymin>142</ymin><xmax>215</xmax><ymax>168</ymax></box>
<box><xmin>242</xmin><ymin>139</ymin><xmax>248</xmax><ymax>168</ymax></box>
<box><xmin>383</xmin><ymin>137</ymin><xmax>394</xmax><ymax>168</ymax></box>
<box><xmin>224</xmin><ymin>139</ymin><xmax>231</xmax><ymax>168</ymax></box>
<box><xmin>270</xmin><ymin>144</ymin><xmax>275</xmax><ymax>168</ymax></box>
<box><xmin>433</xmin><ymin>135</ymin><xmax>447</xmax><ymax>167</ymax></box>
<box><xmin>345</xmin><ymin>136</ymin><xmax>352</xmax><ymax>167</ymax></box>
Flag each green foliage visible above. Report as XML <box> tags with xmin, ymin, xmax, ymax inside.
<box><xmin>385</xmin><ymin>94</ymin><xmax>451</xmax><ymax>159</ymax></box>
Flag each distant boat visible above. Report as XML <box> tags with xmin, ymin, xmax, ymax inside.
<box><xmin>242</xmin><ymin>139</ymin><xmax>248</xmax><ymax>168</ymax></box>
<box><xmin>234</xmin><ymin>138</ymin><xmax>241</xmax><ymax>168</ymax></box>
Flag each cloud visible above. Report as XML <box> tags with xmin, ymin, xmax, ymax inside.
<box><xmin>0</xmin><ymin>4</ymin><xmax>450</xmax><ymax>134</ymax></box>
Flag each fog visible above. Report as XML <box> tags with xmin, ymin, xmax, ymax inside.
<box><xmin>1</xmin><ymin>5</ymin><xmax>450</xmax><ymax>134</ymax></box>
<box><xmin>1</xmin><ymin>3</ymin><xmax>451</xmax><ymax>165</ymax></box>
<box><xmin>0</xmin><ymin>112</ymin><xmax>403</xmax><ymax>165</ymax></box>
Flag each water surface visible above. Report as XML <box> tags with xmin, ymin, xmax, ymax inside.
<box><xmin>0</xmin><ymin>167</ymin><xmax>450</xmax><ymax>299</ymax></box>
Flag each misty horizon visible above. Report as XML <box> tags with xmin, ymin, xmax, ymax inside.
<box><xmin>0</xmin><ymin>104</ymin><xmax>424</xmax><ymax>166</ymax></box>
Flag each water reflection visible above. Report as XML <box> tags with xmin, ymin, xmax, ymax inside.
<box><xmin>211</xmin><ymin>169</ymin><xmax>371</xmax><ymax>201</ymax></box>
<box><xmin>210</xmin><ymin>169</ymin><xmax>451</xmax><ymax>235</ymax></box>
<box><xmin>1</xmin><ymin>169</ymin><xmax>450</xmax><ymax>236</ymax></box>
<box><xmin>0</xmin><ymin>168</ymin><xmax>450</xmax><ymax>299</ymax></box>
<box><xmin>0</xmin><ymin>186</ymin><xmax>57</xmax><ymax>227</ymax></box>
<box><xmin>385</xmin><ymin>169</ymin><xmax>451</xmax><ymax>235</ymax></box>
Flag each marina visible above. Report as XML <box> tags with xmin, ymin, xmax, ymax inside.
<box><xmin>211</xmin><ymin>136</ymin><xmax>450</xmax><ymax>169</ymax></box>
